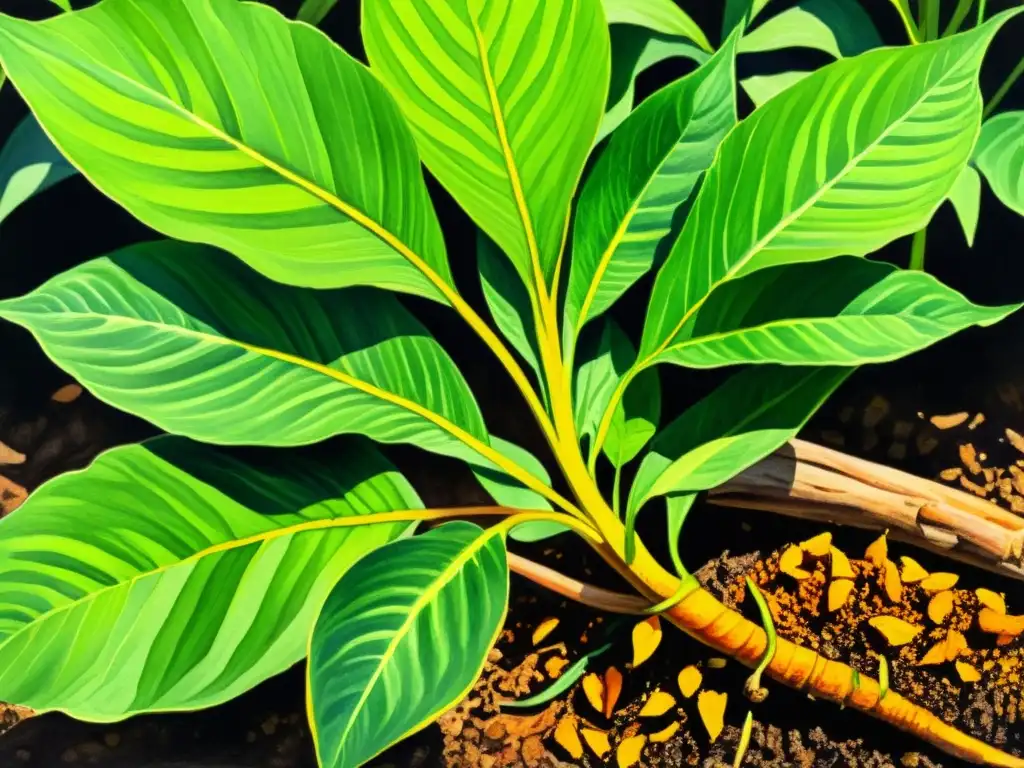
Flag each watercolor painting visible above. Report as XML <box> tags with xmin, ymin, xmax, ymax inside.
<box><xmin>0</xmin><ymin>0</ymin><xmax>1022</xmax><ymax>765</ymax></box>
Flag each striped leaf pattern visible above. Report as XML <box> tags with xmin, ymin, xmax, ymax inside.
<box><xmin>0</xmin><ymin>437</ymin><xmax>420</xmax><ymax>718</ymax></box>
<box><xmin>648</xmin><ymin>258</ymin><xmax>1019</xmax><ymax>369</ymax></box>
<box><xmin>641</xmin><ymin>11</ymin><xmax>1021</xmax><ymax>361</ymax></box>
<box><xmin>363</xmin><ymin>0</ymin><xmax>609</xmax><ymax>292</ymax></box>
<box><xmin>974</xmin><ymin>111</ymin><xmax>1024</xmax><ymax>216</ymax></box>
<box><xmin>0</xmin><ymin>241</ymin><xmax>489</xmax><ymax>462</ymax></box>
<box><xmin>309</xmin><ymin>522</ymin><xmax>508</xmax><ymax>768</ymax></box>
<box><xmin>0</xmin><ymin>113</ymin><xmax>76</xmax><ymax>225</ymax></box>
<box><xmin>0</xmin><ymin>0</ymin><xmax>452</xmax><ymax>299</ymax></box>
<box><xmin>738</xmin><ymin>0</ymin><xmax>882</xmax><ymax>59</ymax></box>
<box><xmin>601</xmin><ymin>0</ymin><xmax>711</xmax><ymax>52</ymax></box>
<box><xmin>566</xmin><ymin>31</ymin><xmax>738</xmax><ymax>347</ymax></box>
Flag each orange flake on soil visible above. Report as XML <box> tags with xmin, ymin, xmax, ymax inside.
<box><xmin>930</xmin><ymin>412</ymin><xmax>969</xmax><ymax>430</ymax></box>
<box><xmin>51</xmin><ymin>383</ymin><xmax>83</xmax><ymax>403</ymax></box>
<box><xmin>532</xmin><ymin>617</ymin><xmax>559</xmax><ymax>646</ymax></box>
<box><xmin>616</xmin><ymin>735</ymin><xmax>646</xmax><ymax>768</ymax></box>
<box><xmin>0</xmin><ymin>441</ymin><xmax>25</xmax><ymax>466</ymax></box>
<box><xmin>799</xmin><ymin>532</ymin><xmax>832</xmax><ymax>557</ymax></box>
<box><xmin>632</xmin><ymin>616</ymin><xmax>661</xmax><ymax>668</ymax></box>
<box><xmin>864</xmin><ymin>533</ymin><xmax>887</xmax><ymax>566</ymax></box>
<box><xmin>899</xmin><ymin>556</ymin><xmax>929</xmax><ymax>583</ymax></box>
<box><xmin>869</xmin><ymin>615</ymin><xmax>923</xmax><ymax>646</ymax></box>
<box><xmin>828</xmin><ymin>579</ymin><xmax>855</xmax><ymax>612</ymax></box>
<box><xmin>976</xmin><ymin>589</ymin><xmax>1006</xmax><ymax>614</ymax></box>
<box><xmin>978</xmin><ymin>608</ymin><xmax>1024</xmax><ymax>636</ymax></box>
<box><xmin>554</xmin><ymin>717</ymin><xmax>584</xmax><ymax>759</ymax></box>
<box><xmin>883</xmin><ymin>560</ymin><xmax>902</xmax><ymax>603</ymax></box>
<box><xmin>920</xmin><ymin>572</ymin><xmax>959</xmax><ymax>593</ymax></box>
<box><xmin>939</xmin><ymin>467</ymin><xmax>963</xmax><ymax>481</ymax></box>
<box><xmin>968</xmin><ymin>413</ymin><xmax>986</xmax><ymax>430</ymax></box>
<box><xmin>830</xmin><ymin>546</ymin><xmax>855</xmax><ymax>579</ymax></box>
<box><xmin>1007</xmin><ymin>428</ymin><xmax>1024</xmax><ymax>455</ymax></box>
<box><xmin>959</xmin><ymin>443</ymin><xmax>982</xmax><ymax>475</ymax></box>
<box><xmin>582</xmin><ymin>673</ymin><xmax>604</xmax><ymax>713</ymax></box>
<box><xmin>677</xmin><ymin>665</ymin><xmax>702</xmax><ymax>698</ymax></box>
<box><xmin>604</xmin><ymin>666</ymin><xmax>623</xmax><ymax>718</ymax></box>
<box><xmin>649</xmin><ymin>722</ymin><xmax>680</xmax><ymax>743</ymax></box>
<box><xmin>956</xmin><ymin>661</ymin><xmax>982</xmax><ymax>682</ymax></box>
<box><xmin>997</xmin><ymin>634</ymin><xmax>1015</xmax><ymax>646</ymax></box>
<box><xmin>945</xmin><ymin>630</ymin><xmax>968</xmax><ymax>661</ymax></box>
<box><xmin>779</xmin><ymin>545</ymin><xmax>810</xmax><ymax>579</ymax></box>
<box><xmin>707</xmin><ymin>657</ymin><xmax>727</xmax><ymax>669</ymax></box>
<box><xmin>928</xmin><ymin>591</ymin><xmax>955</xmax><ymax>624</ymax></box>
<box><xmin>639</xmin><ymin>690</ymin><xmax>676</xmax><ymax>717</ymax></box>
<box><xmin>545</xmin><ymin>656</ymin><xmax>570</xmax><ymax>679</ymax></box>
<box><xmin>581</xmin><ymin>728</ymin><xmax>611</xmax><ymax>759</ymax></box>
<box><xmin>919</xmin><ymin>639</ymin><xmax>948</xmax><ymax>666</ymax></box>
<box><xmin>697</xmin><ymin>690</ymin><xmax>727</xmax><ymax>744</ymax></box>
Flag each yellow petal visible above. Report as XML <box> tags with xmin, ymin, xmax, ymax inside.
<box><xmin>956</xmin><ymin>661</ymin><xmax>981</xmax><ymax>682</ymax></box>
<box><xmin>697</xmin><ymin>690</ymin><xmax>727</xmax><ymax>743</ymax></box>
<box><xmin>828</xmin><ymin>579</ymin><xmax>855</xmax><ymax>612</ymax></box>
<box><xmin>649</xmin><ymin>722</ymin><xmax>680</xmax><ymax>743</ymax></box>
<box><xmin>632</xmin><ymin>616</ymin><xmax>662</xmax><ymax>668</ymax></box>
<box><xmin>976</xmin><ymin>588</ymin><xmax>1006</xmax><ymax>614</ymax></box>
<box><xmin>830</xmin><ymin>546</ymin><xmax>855</xmax><ymax>579</ymax></box>
<box><xmin>920</xmin><ymin>572</ymin><xmax>959</xmax><ymax>593</ymax></box>
<box><xmin>883</xmin><ymin>560</ymin><xmax>902</xmax><ymax>603</ymax></box>
<box><xmin>616</xmin><ymin>735</ymin><xmax>646</xmax><ymax>768</ymax></box>
<box><xmin>799</xmin><ymin>532</ymin><xmax>832</xmax><ymax>557</ymax></box>
<box><xmin>779</xmin><ymin>545</ymin><xmax>811</xmax><ymax>579</ymax></box>
<box><xmin>869</xmin><ymin>615</ymin><xmax>923</xmax><ymax>646</ymax></box>
<box><xmin>639</xmin><ymin>690</ymin><xmax>676</xmax><ymax>717</ymax></box>
<box><xmin>899</xmin><ymin>556</ymin><xmax>929</xmax><ymax>583</ymax></box>
<box><xmin>945</xmin><ymin>629</ymin><xmax>968</xmax><ymax>661</ymax></box>
<box><xmin>677</xmin><ymin>665</ymin><xmax>702</xmax><ymax>698</ymax></box>
<box><xmin>581</xmin><ymin>728</ymin><xmax>611</xmax><ymax>758</ymax></box>
<box><xmin>554</xmin><ymin>716</ymin><xmax>584</xmax><ymax>759</ymax></box>
<box><xmin>604</xmin><ymin>666</ymin><xmax>623</xmax><ymax>718</ymax></box>
<box><xmin>918</xmin><ymin>639</ymin><xmax>947</xmax><ymax>666</ymax></box>
<box><xmin>532</xmin><ymin>617</ymin><xmax>559</xmax><ymax>646</ymax></box>
<box><xmin>582</xmin><ymin>673</ymin><xmax>604</xmax><ymax>713</ymax></box>
<box><xmin>978</xmin><ymin>608</ymin><xmax>1024</xmax><ymax>636</ymax></box>
<box><xmin>864</xmin><ymin>533</ymin><xmax>887</xmax><ymax>566</ymax></box>
<box><xmin>927</xmin><ymin>591</ymin><xmax>955</xmax><ymax>624</ymax></box>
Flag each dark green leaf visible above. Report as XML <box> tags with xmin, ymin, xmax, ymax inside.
<box><xmin>739</xmin><ymin>0</ymin><xmax>882</xmax><ymax>58</ymax></box>
<box><xmin>974</xmin><ymin>111</ymin><xmax>1024</xmax><ymax>216</ymax></box>
<box><xmin>0</xmin><ymin>113</ymin><xmax>76</xmax><ymax>224</ymax></box>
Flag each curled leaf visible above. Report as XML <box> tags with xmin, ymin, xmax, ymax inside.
<box><xmin>532</xmin><ymin>617</ymin><xmax>559</xmax><ymax>646</ymax></box>
<box><xmin>639</xmin><ymin>690</ymin><xmax>676</xmax><ymax>717</ymax></box>
<box><xmin>864</xmin><ymin>533</ymin><xmax>887</xmax><ymax>566</ymax></box>
<box><xmin>883</xmin><ymin>560</ymin><xmax>902</xmax><ymax>603</ymax></box>
<box><xmin>900</xmin><ymin>556</ymin><xmax>929</xmax><ymax>583</ymax></box>
<box><xmin>956</xmin><ymin>661</ymin><xmax>981</xmax><ymax>682</ymax></box>
<box><xmin>830</xmin><ymin>546</ymin><xmax>855</xmax><ymax>579</ymax></box>
<box><xmin>920</xmin><ymin>572</ymin><xmax>959</xmax><ymax>593</ymax></box>
<box><xmin>828</xmin><ymin>579</ymin><xmax>855</xmax><ymax>612</ymax></box>
<box><xmin>779</xmin><ymin>545</ymin><xmax>810</xmax><ymax>579</ymax></box>
<box><xmin>799</xmin><ymin>532</ymin><xmax>832</xmax><ymax>557</ymax></box>
<box><xmin>582</xmin><ymin>673</ymin><xmax>604</xmax><ymax>713</ymax></box>
<box><xmin>604</xmin><ymin>666</ymin><xmax>623</xmax><ymax>718</ymax></box>
<box><xmin>928</xmin><ymin>591</ymin><xmax>955</xmax><ymax>624</ymax></box>
<box><xmin>581</xmin><ymin>728</ymin><xmax>611</xmax><ymax>758</ymax></box>
<box><xmin>616</xmin><ymin>734</ymin><xmax>646</xmax><ymax>768</ymax></box>
<box><xmin>869</xmin><ymin>615</ymin><xmax>923</xmax><ymax>646</ymax></box>
<box><xmin>697</xmin><ymin>690</ymin><xmax>727</xmax><ymax>743</ymax></box>
<box><xmin>554</xmin><ymin>716</ymin><xmax>584</xmax><ymax>759</ymax></box>
<box><xmin>678</xmin><ymin>665</ymin><xmax>702</xmax><ymax>698</ymax></box>
<box><xmin>976</xmin><ymin>588</ymin><xmax>1006</xmax><ymax>614</ymax></box>
<box><xmin>649</xmin><ymin>721</ymin><xmax>680</xmax><ymax>743</ymax></box>
<box><xmin>632</xmin><ymin>616</ymin><xmax>662</xmax><ymax>668</ymax></box>
<box><xmin>978</xmin><ymin>608</ymin><xmax>1024</xmax><ymax>636</ymax></box>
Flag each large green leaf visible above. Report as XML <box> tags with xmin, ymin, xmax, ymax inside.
<box><xmin>628</xmin><ymin>366</ymin><xmax>849</xmax><ymax>515</ymax></box>
<box><xmin>646</xmin><ymin>258</ymin><xmax>1018</xmax><ymax>369</ymax></box>
<box><xmin>0</xmin><ymin>241</ymin><xmax>490</xmax><ymax>463</ymax></box>
<box><xmin>0</xmin><ymin>113</ymin><xmax>76</xmax><ymax>225</ymax></box>
<box><xmin>722</xmin><ymin>0</ymin><xmax>772</xmax><ymax>37</ymax></box>
<box><xmin>974</xmin><ymin>111</ymin><xmax>1024</xmax><ymax>216</ymax></box>
<box><xmin>946</xmin><ymin>165</ymin><xmax>981</xmax><ymax>246</ymax></box>
<box><xmin>362</xmin><ymin>0</ymin><xmax>609</xmax><ymax>294</ymax></box>
<box><xmin>641</xmin><ymin>11</ymin><xmax>1020</xmax><ymax>362</ymax></box>
<box><xmin>739</xmin><ymin>0</ymin><xmax>881</xmax><ymax>59</ymax></box>
<box><xmin>309</xmin><ymin>522</ymin><xmax>508</xmax><ymax>768</ymax></box>
<box><xmin>0</xmin><ymin>0</ymin><xmax>453</xmax><ymax>299</ymax></box>
<box><xmin>601</xmin><ymin>0</ymin><xmax>711</xmax><ymax>52</ymax></box>
<box><xmin>566</xmin><ymin>31</ymin><xmax>738</xmax><ymax>346</ymax></box>
<box><xmin>0</xmin><ymin>437</ymin><xmax>420</xmax><ymax>718</ymax></box>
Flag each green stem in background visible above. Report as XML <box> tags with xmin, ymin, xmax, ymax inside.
<box><xmin>984</xmin><ymin>57</ymin><xmax>1024</xmax><ymax>119</ymax></box>
<box><xmin>943</xmin><ymin>0</ymin><xmax>976</xmax><ymax>36</ymax></box>
<box><xmin>977</xmin><ymin>0</ymin><xmax>987</xmax><ymax>25</ymax></box>
<box><xmin>612</xmin><ymin>463</ymin><xmax>622</xmax><ymax>517</ymax></box>
<box><xmin>909</xmin><ymin>226</ymin><xmax>928</xmax><ymax>271</ymax></box>
<box><xmin>743</xmin><ymin>576</ymin><xmax>777</xmax><ymax>703</ymax></box>
<box><xmin>919</xmin><ymin>0</ymin><xmax>940</xmax><ymax>40</ymax></box>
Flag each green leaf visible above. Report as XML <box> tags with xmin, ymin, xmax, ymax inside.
<box><xmin>974</xmin><ymin>111</ymin><xmax>1024</xmax><ymax>216</ymax></box>
<box><xmin>628</xmin><ymin>366</ymin><xmax>850</xmax><ymax>514</ymax></box>
<box><xmin>602</xmin><ymin>0</ymin><xmax>711</xmax><ymax>52</ymax></box>
<box><xmin>362</xmin><ymin>0</ymin><xmax>609</xmax><ymax>294</ymax></box>
<box><xmin>605</xmin><ymin>362</ymin><xmax>660</xmax><ymax>469</ymax></box>
<box><xmin>297</xmin><ymin>0</ymin><xmax>336</xmax><ymax>25</ymax></box>
<box><xmin>573</xmin><ymin>319</ymin><xmax>632</xmax><ymax>451</ymax></box>
<box><xmin>0</xmin><ymin>113</ymin><xmax>76</xmax><ymax>224</ymax></box>
<box><xmin>0</xmin><ymin>0</ymin><xmax>453</xmax><ymax>300</ymax></box>
<box><xmin>741</xmin><ymin>71</ymin><xmax>812</xmax><ymax>108</ymax></box>
<box><xmin>666</xmin><ymin>493</ymin><xmax>697</xmax><ymax>576</ymax></box>
<box><xmin>309</xmin><ymin>522</ymin><xmax>508</xmax><ymax>768</ymax></box>
<box><xmin>0</xmin><ymin>437</ymin><xmax>419</xmax><ymax>718</ymax></box>
<box><xmin>0</xmin><ymin>241</ymin><xmax>490</xmax><ymax>464</ymax></box>
<box><xmin>47</xmin><ymin>0</ymin><xmax>71</xmax><ymax>10</ymax></box>
<box><xmin>946</xmin><ymin>165</ymin><xmax>981</xmax><ymax>246</ymax></box>
<box><xmin>648</xmin><ymin>258</ymin><xmax>1019</xmax><ymax>369</ymax></box>
<box><xmin>567</xmin><ymin>31</ymin><xmax>738</xmax><ymax>345</ymax></box>
<box><xmin>739</xmin><ymin>0</ymin><xmax>882</xmax><ymax>59</ymax></box>
<box><xmin>723</xmin><ymin>0</ymin><xmax>772</xmax><ymax>37</ymax></box>
<box><xmin>641</xmin><ymin>11</ymin><xmax>1021</xmax><ymax>362</ymax></box>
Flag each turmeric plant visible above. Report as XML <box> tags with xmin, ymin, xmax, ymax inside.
<box><xmin>0</xmin><ymin>0</ymin><xmax>1022</xmax><ymax>766</ymax></box>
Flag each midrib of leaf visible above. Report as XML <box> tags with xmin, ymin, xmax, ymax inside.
<box><xmin>322</xmin><ymin>526</ymin><xmax>507</xmax><ymax>768</ymax></box>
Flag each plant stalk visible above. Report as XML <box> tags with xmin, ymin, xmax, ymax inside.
<box><xmin>984</xmin><ymin>57</ymin><xmax>1024</xmax><ymax>119</ymax></box>
<box><xmin>909</xmin><ymin>226</ymin><xmax>928</xmax><ymax>271</ymax></box>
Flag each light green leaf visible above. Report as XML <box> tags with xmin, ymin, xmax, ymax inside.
<box><xmin>0</xmin><ymin>437</ymin><xmax>419</xmax><ymax>718</ymax></box>
<box><xmin>741</xmin><ymin>71</ymin><xmax>812</xmax><ymax>108</ymax></box>
<box><xmin>363</xmin><ymin>0</ymin><xmax>609</xmax><ymax>294</ymax></box>
<box><xmin>0</xmin><ymin>241</ymin><xmax>490</xmax><ymax>463</ymax></box>
<box><xmin>739</xmin><ymin>0</ymin><xmax>882</xmax><ymax>59</ymax></box>
<box><xmin>648</xmin><ymin>258</ymin><xmax>1019</xmax><ymax>369</ymax></box>
<box><xmin>573</xmin><ymin>319</ymin><xmax>632</xmax><ymax>451</ymax></box>
<box><xmin>641</xmin><ymin>11</ymin><xmax>1021</xmax><ymax>361</ymax></box>
<box><xmin>602</xmin><ymin>0</ymin><xmax>711</xmax><ymax>52</ymax></box>
<box><xmin>0</xmin><ymin>0</ymin><xmax>453</xmax><ymax>300</ymax></box>
<box><xmin>297</xmin><ymin>0</ymin><xmax>336</xmax><ymax>25</ymax></box>
<box><xmin>723</xmin><ymin>0</ymin><xmax>772</xmax><ymax>36</ymax></box>
<box><xmin>628</xmin><ymin>366</ymin><xmax>850</xmax><ymax>514</ymax></box>
<box><xmin>666</xmin><ymin>494</ymin><xmax>697</xmax><ymax>576</ymax></box>
<box><xmin>946</xmin><ymin>165</ymin><xmax>981</xmax><ymax>246</ymax></box>
<box><xmin>567</xmin><ymin>31</ymin><xmax>738</xmax><ymax>345</ymax></box>
<box><xmin>605</xmin><ymin>362</ymin><xmax>660</xmax><ymax>469</ymax></box>
<box><xmin>0</xmin><ymin>113</ymin><xmax>76</xmax><ymax>224</ymax></box>
<box><xmin>47</xmin><ymin>0</ymin><xmax>71</xmax><ymax>10</ymax></box>
<box><xmin>309</xmin><ymin>522</ymin><xmax>508</xmax><ymax>768</ymax></box>
<box><xmin>974</xmin><ymin>111</ymin><xmax>1024</xmax><ymax>216</ymax></box>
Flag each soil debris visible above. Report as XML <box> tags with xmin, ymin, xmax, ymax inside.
<box><xmin>931</xmin><ymin>412</ymin><xmax>970</xmax><ymax>430</ymax></box>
